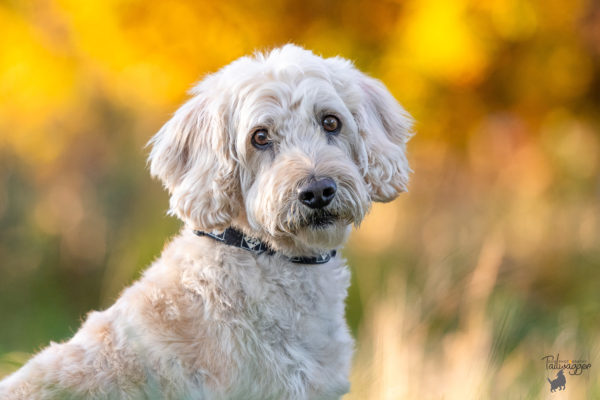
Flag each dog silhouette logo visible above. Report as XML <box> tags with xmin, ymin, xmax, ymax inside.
<box><xmin>547</xmin><ymin>369</ymin><xmax>566</xmax><ymax>392</ymax></box>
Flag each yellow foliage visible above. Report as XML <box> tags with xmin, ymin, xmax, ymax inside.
<box><xmin>400</xmin><ymin>0</ymin><xmax>490</xmax><ymax>85</ymax></box>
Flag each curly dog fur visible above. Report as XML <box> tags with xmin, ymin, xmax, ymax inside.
<box><xmin>0</xmin><ymin>45</ymin><xmax>413</xmax><ymax>399</ymax></box>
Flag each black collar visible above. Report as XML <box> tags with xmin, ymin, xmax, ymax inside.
<box><xmin>192</xmin><ymin>227</ymin><xmax>336</xmax><ymax>265</ymax></box>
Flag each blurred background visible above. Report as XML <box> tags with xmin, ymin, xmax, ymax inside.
<box><xmin>1</xmin><ymin>0</ymin><xmax>599</xmax><ymax>398</ymax></box>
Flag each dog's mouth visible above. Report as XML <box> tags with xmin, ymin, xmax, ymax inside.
<box><xmin>302</xmin><ymin>210</ymin><xmax>338</xmax><ymax>229</ymax></box>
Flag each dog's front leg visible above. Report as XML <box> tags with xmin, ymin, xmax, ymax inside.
<box><xmin>0</xmin><ymin>310</ymin><xmax>146</xmax><ymax>400</ymax></box>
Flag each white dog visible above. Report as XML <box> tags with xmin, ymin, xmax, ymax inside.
<box><xmin>0</xmin><ymin>45</ymin><xmax>413</xmax><ymax>399</ymax></box>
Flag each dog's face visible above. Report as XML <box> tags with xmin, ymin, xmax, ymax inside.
<box><xmin>148</xmin><ymin>45</ymin><xmax>413</xmax><ymax>255</ymax></box>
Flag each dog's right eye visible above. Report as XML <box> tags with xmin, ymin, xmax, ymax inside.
<box><xmin>251</xmin><ymin>129</ymin><xmax>271</xmax><ymax>149</ymax></box>
<box><xmin>322</xmin><ymin>115</ymin><xmax>341</xmax><ymax>134</ymax></box>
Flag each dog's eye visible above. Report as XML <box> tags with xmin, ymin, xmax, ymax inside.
<box><xmin>251</xmin><ymin>129</ymin><xmax>271</xmax><ymax>149</ymax></box>
<box><xmin>322</xmin><ymin>115</ymin><xmax>341</xmax><ymax>134</ymax></box>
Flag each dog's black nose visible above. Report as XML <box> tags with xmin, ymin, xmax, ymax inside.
<box><xmin>298</xmin><ymin>178</ymin><xmax>337</xmax><ymax>209</ymax></box>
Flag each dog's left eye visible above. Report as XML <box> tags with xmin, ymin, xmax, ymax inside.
<box><xmin>251</xmin><ymin>129</ymin><xmax>271</xmax><ymax>149</ymax></box>
<box><xmin>322</xmin><ymin>115</ymin><xmax>341</xmax><ymax>134</ymax></box>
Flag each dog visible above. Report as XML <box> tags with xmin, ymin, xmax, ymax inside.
<box><xmin>548</xmin><ymin>369</ymin><xmax>566</xmax><ymax>392</ymax></box>
<box><xmin>0</xmin><ymin>44</ymin><xmax>413</xmax><ymax>399</ymax></box>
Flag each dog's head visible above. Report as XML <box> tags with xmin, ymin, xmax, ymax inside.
<box><xmin>148</xmin><ymin>45</ymin><xmax>413</xmax><ymax>255</ymax></box>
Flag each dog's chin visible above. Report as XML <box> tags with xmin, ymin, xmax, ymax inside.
<box><xmin>294</xmin><ymin>218</ymin><xmax>351</xmax><ymax>251</ymax></box>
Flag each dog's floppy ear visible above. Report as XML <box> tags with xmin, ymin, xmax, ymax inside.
<box><xmin>147</xmin><ymin>76</ymin><xmax>239</xmax><ymax>230</ymax></box>
<box><xmin>356</xmin><ymin>75</ymin><xmax>414</xmax><ymax>202</ymax></box>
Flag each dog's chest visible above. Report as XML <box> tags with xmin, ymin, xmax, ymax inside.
<box><xmin>215</xmin><ymin>255</ymin><xmax>353</xmax><ymax>399</ymax></box>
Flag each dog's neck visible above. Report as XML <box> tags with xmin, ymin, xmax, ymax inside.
<box><xmin>192</xmin><ymin>227</ymin><xmax>336</xmax><ymax>265</ymax></box>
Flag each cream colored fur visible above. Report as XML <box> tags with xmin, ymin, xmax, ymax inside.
<box><xmin>0</xmin><ymin>45</ymin><xmax>413</xmax><ymax>400</ymax></box>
